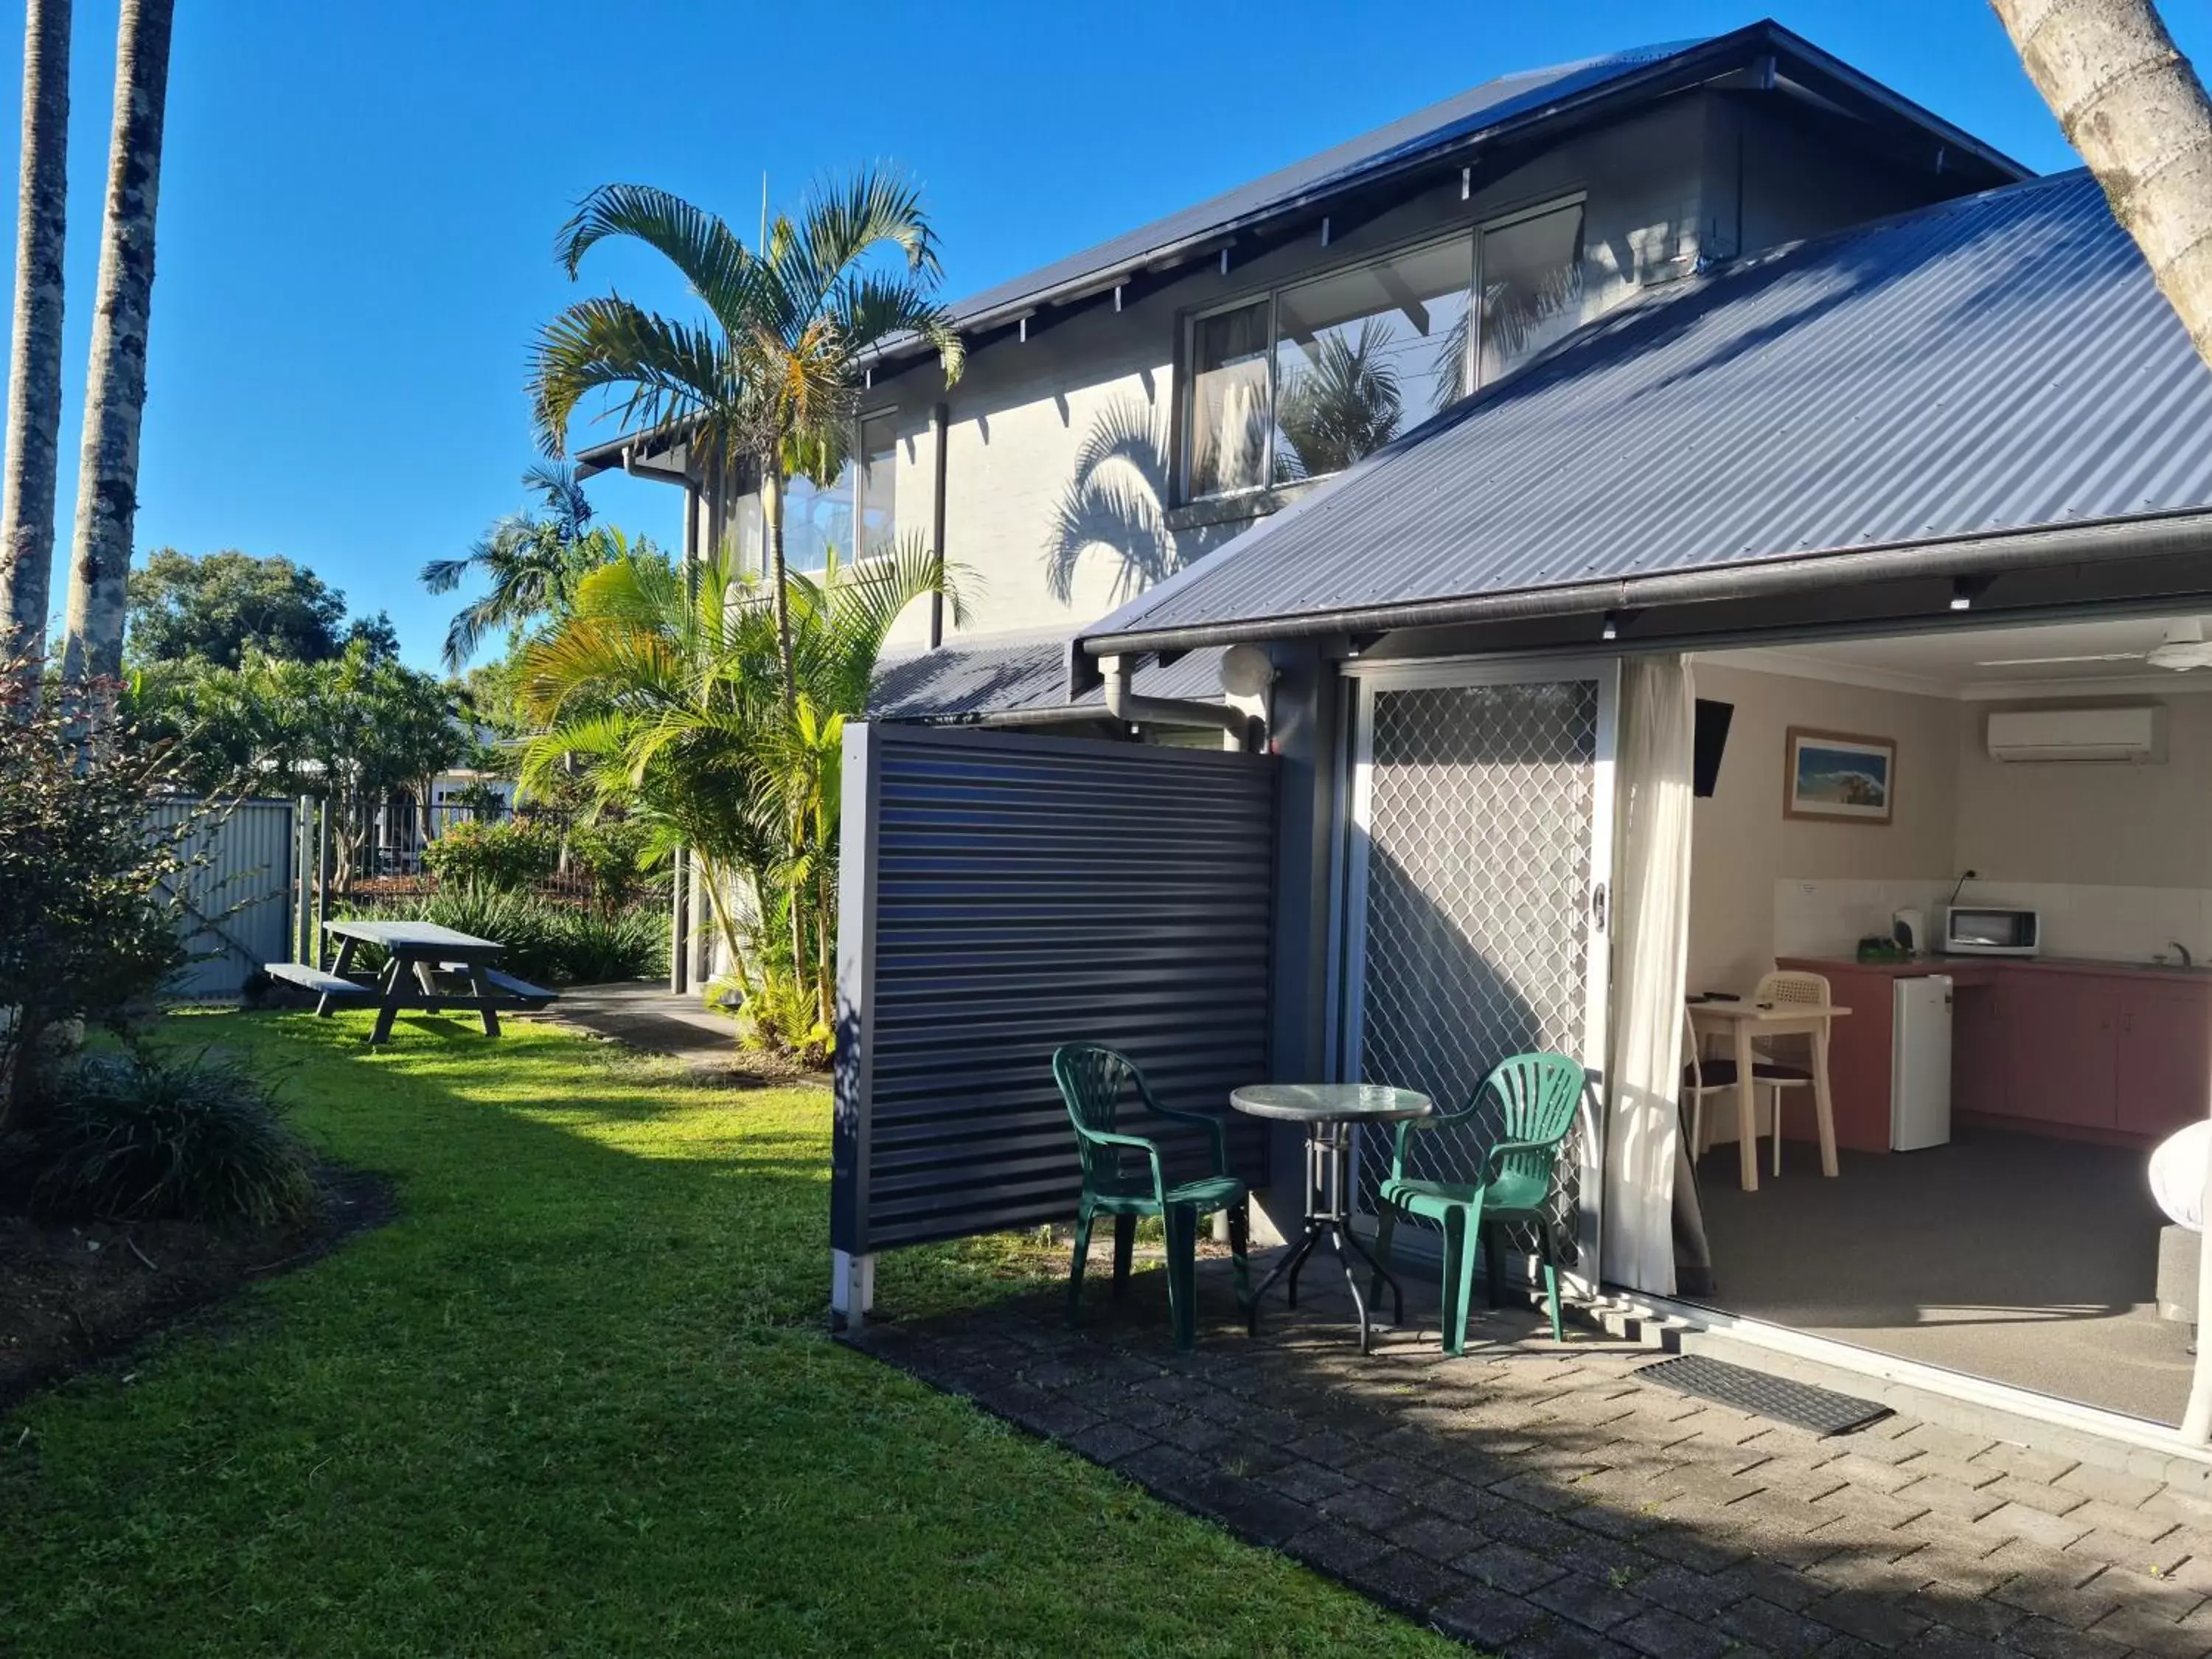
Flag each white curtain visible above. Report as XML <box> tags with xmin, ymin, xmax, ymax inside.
<box><xmin>1601</xmin><ymin>655</ymin><xmax>1697</xmax><ymax>1293</ymax></box>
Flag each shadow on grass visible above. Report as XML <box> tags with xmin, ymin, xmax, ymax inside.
<box><xmin>1</xmin><ymin>1009</ymin><xmax>1452</xmax><ymax>1658</ymax></box>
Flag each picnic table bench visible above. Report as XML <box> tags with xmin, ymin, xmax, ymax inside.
<box><xmin>265</xmin><ymin>919</ymin><xmax>557</xmax><ymax>1044</ymax></box>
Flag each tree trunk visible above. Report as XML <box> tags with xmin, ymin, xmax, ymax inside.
<box><xmin>814</xmin><ymin>858</ymin><xmax>832</xmax><ymax>1034</ymax></box>
<box><xmin>60</xmin><ymin>0</ymin><xmax>174</xmax><ymax>683</ymax></box>
<box><xmin>0</xmin><ymin>0</ymin><xmax>72</xmax><ymax>685</ymax></box>
<box><xmin>1991</xmin><ymin>0</ymin><xmax>2212</xmax><ymax>1446</ymax></box>
<box><xmin>1992</xmin><ymin>0</ymin><xmax>2212</xmax><ymax>369</ymax></box>
<box><xmin>760</xmin><ymin>452</ymin><xmax>796</xmax><ymax>714</ymax></box>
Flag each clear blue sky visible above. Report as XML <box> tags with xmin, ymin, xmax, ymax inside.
<box><xmin>1</xmin><ymin>0</ymin><xmax>2203</xmax><ymax>672</ymax></box>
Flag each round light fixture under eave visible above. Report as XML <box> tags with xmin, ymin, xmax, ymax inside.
<box><xmin>1218</xmin><ymin>643</ymin><xmax>1277</xmax><ymax>699</ymax></box>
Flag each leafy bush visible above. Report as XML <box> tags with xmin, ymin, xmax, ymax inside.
<box><xmin>554</xmin><ymin>904</ymin><xmax>671</xmax><ymax>985</ymax></box>
<box><xmin>338</xmin><ymin>884</ymin><xmax>666</xmax><ymax>987</ymax></box>
<box><xmin>740</xmin><ymin>969</ymin><xmax>831</xmax><ymax>1068</ymax></box>
<box><xmin>565</xmin><ymin>818</ymin><xmax>656</xmax><ymax>911</ymax></box>
<box><xmin>420</xmin><ymin>818</ymin><xmax>560</xmax><ymax>890</ymax></box>
<box><xmin>1</xmin><ymin>670</ymin><xmax>191</xmax><ymax>1133</ymax></box>
<box><xmin>30</xmin><ymin>1049</ymin><xmax>318</xmax><ymax>1228</ymax></box>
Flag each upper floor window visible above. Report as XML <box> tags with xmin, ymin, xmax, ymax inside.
<box><xmin>1183</xmin><ymin>198</ymin><xmax>1585</xmax><ymax>501</ymax></box>
<box><xmin>783</xmin><ymin>412</ymin><xmax>900</xmax><ymax>572</ymax></box>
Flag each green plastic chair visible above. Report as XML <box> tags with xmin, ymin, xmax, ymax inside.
<box><xmin>1368</xmin><ymin>1051</ymin><xmax>1585</xmax><ymax>1356</ymax></box>
<box><xmin>1051</xmin><ymin>1043</ymin><xmax>1251</xmax><ymax>1352</ymax></box>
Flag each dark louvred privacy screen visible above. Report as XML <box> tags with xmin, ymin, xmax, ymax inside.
<box><xmin>833</xmin><ymin>723</ymin><xmax>1276</xmax><ymax>1258</ymax></box>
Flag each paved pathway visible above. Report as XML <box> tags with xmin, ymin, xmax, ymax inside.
<box><xmin>528</xmin><ymin>981</ymin><xmax>788</xmax><ymax>1077</ymax></box>
<box><xmin>851</xmin><ymin>1259</ymin><xmax>2212</xmax><ymax>1659</ymax></box>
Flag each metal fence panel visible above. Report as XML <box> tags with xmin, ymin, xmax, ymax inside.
<box><xmin>834</xmin><ymin>723</ymin><xmax>1278</xmax><ymax>1256</ymax></box>
<box><xmin>150</xmin><ymin>797</ymin><xmax>295</xmax><ymax>1000</ymax></box>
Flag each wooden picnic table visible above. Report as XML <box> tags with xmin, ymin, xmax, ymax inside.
<box><xmin>264</xmin><ymin>919</ymin><xmax>554</xmax><ymax>1044</ymax></box>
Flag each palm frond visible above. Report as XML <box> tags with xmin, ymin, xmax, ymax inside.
<box><xmin>832</xmin><ymin>271</ymin><xmax>964</xmax><ymax>384</ymax></box>
<box><xmin>790</xmin><ymin>167</ymin><xmax>939</xmax><ymax>293</ymax></box>
<box><xmin>554</xmin><ymin>184</ymin><xmax>759</xmax><ymax>333</ymax></box>
<box><xmin>529</xmin><ymin>296</ymin><xmax>740</xmax><ymax>459</ymax></box>
<box><xmin>419</xmin><ymin>557</ymin><xmax>473</xmax><ymax>596</ymax></box>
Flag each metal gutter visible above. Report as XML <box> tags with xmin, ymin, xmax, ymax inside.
<box><xmin>903</xmin><ymin>703</ymin><xmax>1127</xmax><ymax>731</ymax></box>
<box><xmin>1077</xmin><ymin>508</ymin><xmax>2212</xmax><ymax>665</ymax></box>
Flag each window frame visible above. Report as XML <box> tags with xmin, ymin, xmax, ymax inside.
<box><xmin>773</xmin><ymin>406</ymin><xmax>902</xmax><ymax>577</ymax></box>
<box><xmin>1175</xmin><ymin>190</ymin><xmax>1587</xmax><ymax>506</ymax></box>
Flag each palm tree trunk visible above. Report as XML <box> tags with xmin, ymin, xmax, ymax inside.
<box><xmin>760</xmin><ymin>453</ymin><xmax>797</xmax><ymax>714</ymax></box>
<box><xmin>814</xmin><ymin>858</ymin><xmax>833</xmax><ymax>1033</ymax></box>
<box><xmin>1992</xmin><ymin>0</ymin><xmax>2212</xmax><ymax>1447</ymax></box>
<box><xmin>60</xmin><ymin>0</ymin><xmax>175</xmax><ymax>683</ymax></box>
<box><xmin>0</xmin><ymin>0</ymin><xmax>71</xmax><ymax>686</ymax></box>
<box><xmin>1992</xmin><ymin>0</ymin><xmax>2212</xmax><ymax>368</ymax></box>
<box><xmin>695</xmin><ymin>852</ymin><xmax>754</xmax><ymax>1001</ymax></box>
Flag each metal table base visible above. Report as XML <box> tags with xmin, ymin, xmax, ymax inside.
<box><xmin>1248</xmin><ymin>1119</ymin><xmax>1408</xmax><ymax>1354</ymax></box>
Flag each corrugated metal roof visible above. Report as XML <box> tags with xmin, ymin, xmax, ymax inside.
<box><xmin>937</xmin><ymin>41</ymin><xmax>1702</xmax><ymax>330</ymax></box>
<box><xmin>869</xmin><ymin>635</ymin><xmax>1224</xmax><ymax>722</ymax></box>
<box><xmin>1081</xmin><ymin>170</ymin><xmax>2212</xmax><ymax>651</ymax></box>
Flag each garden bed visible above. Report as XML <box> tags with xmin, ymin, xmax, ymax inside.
<box><xmin>0</xmin><ymin>1164</ymin><xmax>394</xmax><ymax>1411</ymax></box>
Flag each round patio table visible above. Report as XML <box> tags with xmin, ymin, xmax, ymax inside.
<box><xmin>1231</xmin><ymin>1082</ymin><xmax>1433</xmax><ymax>1354</ymax></box>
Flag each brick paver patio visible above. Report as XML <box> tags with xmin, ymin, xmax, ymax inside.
<box><xmin>850</xmin><ymin>1256</ymin><xmax>2212</xmax><ymax>1659</ymax></box>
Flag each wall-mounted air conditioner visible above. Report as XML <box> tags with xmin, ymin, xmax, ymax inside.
<box><xmin>1986</xmin><ymin>706</ymin><xmax>2160</xmax><ymax>763</ymax></box>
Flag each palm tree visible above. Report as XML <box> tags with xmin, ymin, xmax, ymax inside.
<box><xmin>528</xmin><ymin>170</ymin><xmax>964</xmax><ymax>713</ymax></box>
<box><xmin>1993</xmin><ymin>0</ymin><xmax>2212</xmax><ymax>370</ymax></box>
<box><xmin>0</xmin><ymin>0</ymin><xmax>72</xmax><ymax>686</ymax></box>
<box><xmin>515</xmin><ymin>536</ymin><xmax>960</xmax><ymax>1036</ymax></box>
<box><xmin>1275</xmin><ymin>319</ymin><xmax>1404</xmax><ymax>480</ymax></box>
<box><xmin>60</xmin><ymin>0</ymin><xmax>174</xmax><ymax>684</ymax></box>
<box><xmin>422</xmin><ymin>462</ymin><xmax>619</xmax><ymax>671</ymax></box>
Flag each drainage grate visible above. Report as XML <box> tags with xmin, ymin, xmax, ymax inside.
<box><xmin>1636</xmin><ymin>1354</ymin><xmax>1891</xmax><ymax>1436</ymax></box>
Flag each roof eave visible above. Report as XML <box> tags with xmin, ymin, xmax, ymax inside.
<box><xmin>866</xmin><ymin>18</ymin><xmax>2028</xmax><ymax>369</ymax></box>
<box><xmin>1074</xmin><ymin>508</ymin><xmax>2212</xmax><ymax>671</ymax></box>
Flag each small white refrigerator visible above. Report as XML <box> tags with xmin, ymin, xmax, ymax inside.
<box><xmin>1891</xmin><ymin>974</ymin><xmax>1954</xmax><ymax>1151</ymax></box>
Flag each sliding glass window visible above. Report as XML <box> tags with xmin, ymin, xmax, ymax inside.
<box><xmin>780</xmin><ymin>412</ymin><xmax>901</xmax><ymax>573</ymax></box>
<box><xmin>1182</xmin><ymin>198</ymin><xmax>1585</xmax><ymax>501</ymax></box>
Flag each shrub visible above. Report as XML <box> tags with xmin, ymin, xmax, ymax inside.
<box><xmin>337</xmin><ymin>885</ymin><xmax>667</xmax><ymax>987</ymax></box>
<box><xmin>565</xmin><ymin>819</ymin><xmax>656</xmax><ymax>911</ymax></box>
<box><xmin>420</xmin><ymin>818</ymin><xmax>559</xmax><ymax>891</ymax></box>
<box><xmin>555</xmin><ymin>904</ymin><xmax>671</xmax><ymax>985</ymax></box>
<box><xmin>1</xmin><ymin>670</ymin><xmax>192</xmax><ymax>1134</ymax></box>
<box><xmin>740</xmin><ymin>969</ymin><xmax>831</xmax><ymax>1068</ymax></box>
<box><xmin>31</xmin><ymin>1048</ymin><xmax>318</xmax><ymax>1229</ymax></box>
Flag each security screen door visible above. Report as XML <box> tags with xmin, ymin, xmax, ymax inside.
<box><xmin>1335</xmin><ymin>658</ymin><xmax>1616</xmax><ymax>1297</ymax></box>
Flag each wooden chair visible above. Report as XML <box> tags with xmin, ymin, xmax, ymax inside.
<box><xmin>1681</xmin><ymin>1004</ymin><xmax>1813</xmax><ymax>1175</ymax></box>
<box><xmin>1751</xmin><ymin>970</ymin><xmax>1833</xmax><ymax>1176</ymax></box>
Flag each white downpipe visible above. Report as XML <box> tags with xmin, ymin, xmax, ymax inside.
<box><xmin>1101</xmin><ymin>655</ymin><xmax>1250</xmax><ymax>738</ymax></box>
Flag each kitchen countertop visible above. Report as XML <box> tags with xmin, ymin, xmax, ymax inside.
<box><xmin>1777</xmin><ymin>953</ymin><xmax>2212</xmax><ymax>984</ymax></box>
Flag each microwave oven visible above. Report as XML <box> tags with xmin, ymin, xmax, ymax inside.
<box><xmin>1944</xmin><ymin>905</ymin><xmax>2040</xmax><ymax>956</ymax></box>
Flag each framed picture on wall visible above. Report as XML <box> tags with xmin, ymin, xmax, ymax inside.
<box><xmin>1784</xmin><ymin>727</ymin><xmax>1895</xmax><ymax>824</ymax></box>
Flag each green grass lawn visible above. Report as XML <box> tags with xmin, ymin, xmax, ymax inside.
<box><xmin>0</xmin><ymin>1011</ymin><xmax>1453</xmax><ymax>1658</ymax></box>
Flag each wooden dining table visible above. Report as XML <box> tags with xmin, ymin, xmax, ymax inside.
<box><xmin>1687</xmin><ymin>998</ymin><xmax>1851</xmax><ymax>1192</ymax></box>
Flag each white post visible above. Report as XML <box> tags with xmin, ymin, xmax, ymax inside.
<box><xmin>831</xmin><ymin>1249</ymin><xmax>874</xmax><ymax>1332</ymax></box>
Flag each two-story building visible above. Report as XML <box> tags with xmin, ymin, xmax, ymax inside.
<box><xmin>591</xmin><ymin>20</ymin><xmax>2212</xmax><ymax>1459</ymax></box>
<box><xmin>583</xmin><ymin>21</ymin><xmax>2019</xmax><ymax>682</ymax></box>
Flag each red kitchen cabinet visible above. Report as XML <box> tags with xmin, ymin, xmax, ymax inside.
<box><xmin>2116</xmin><ymin>981</ymin><xmax>2212</xmax><ymax>1139</ymax></box>
<box><xmin>1998</xmin><ymin>973</ymin><xmax>2118</xmax><ymax>1129</ymax></box>
<box><xmin>1950</xmin><ymin>981</ymin><xmax>2008</xmax><ymax>1120</ymax></box>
